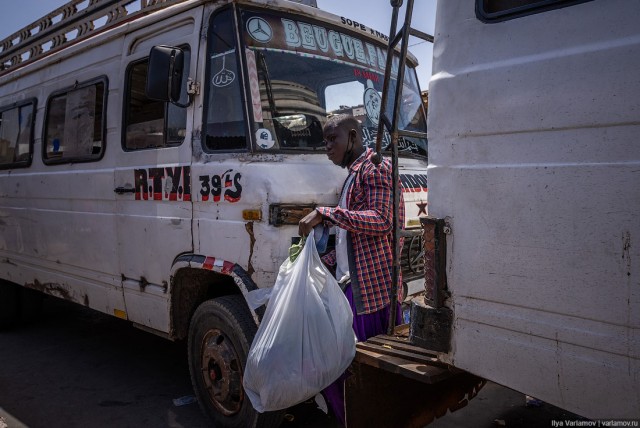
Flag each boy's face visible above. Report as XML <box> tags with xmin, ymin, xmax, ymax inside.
<box><xmin>323</xmin><ymin>123</ymin><xmax>351</xmax><ymax>166</ymax></box>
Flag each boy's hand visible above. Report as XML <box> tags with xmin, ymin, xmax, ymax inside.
<box><xmin>298</xmin><ymin>209</ymin><xmax>323</xmax><ymax>237</ymax></box>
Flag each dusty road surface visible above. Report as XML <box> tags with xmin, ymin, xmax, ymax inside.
<box><xmin>1</xmin><ymin>296</ymin><xmax>583</xmax><ymax>428</ymax></box>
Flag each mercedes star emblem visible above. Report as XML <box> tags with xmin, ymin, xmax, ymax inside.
<box><xmin>247</xmin><ymin>17</ymin><xmax>273</xmax><ymax>43</ymax></box>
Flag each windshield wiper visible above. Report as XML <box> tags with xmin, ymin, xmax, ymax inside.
<box><xmin>255</xmin><ymin>51</ymin><xmax>278</xmax><ymax>118</ymax></box>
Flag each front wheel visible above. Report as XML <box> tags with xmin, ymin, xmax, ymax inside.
<box><xmin>188</xmin><ymin>295</ymin><xmax>282</xmax><ymax>428</ymax></box>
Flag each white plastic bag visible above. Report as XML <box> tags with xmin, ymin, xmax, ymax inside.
<box><xmin>243</xmin><ymin>230</ymin><xmax>356</xmax><ymax>413</ymax></box>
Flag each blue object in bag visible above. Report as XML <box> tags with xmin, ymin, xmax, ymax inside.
<box><xmin>313</xmin><ymin>224</ymin><xmax>329</xmax><ymax>253</ymax></box>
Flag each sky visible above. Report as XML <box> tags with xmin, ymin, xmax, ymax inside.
<box><xmin>0</xmin><ymin>0</ymin><xmax>436</xmax><ymax>90</ymax></box>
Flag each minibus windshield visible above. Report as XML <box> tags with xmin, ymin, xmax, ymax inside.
<box><xmin>237</xmin><ymin>8</ymin><xmax>427</xmax><ymax>158</ymax></box>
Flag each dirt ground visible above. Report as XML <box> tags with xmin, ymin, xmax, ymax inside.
<box><xmin>0</xmin><ymin>296</ymin><xmax>585</xmax><ymax>428</ymax></box>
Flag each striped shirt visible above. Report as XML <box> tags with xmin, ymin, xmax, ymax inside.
<box><xmin>318</xmin><ymin>148</ymin><xmax>404</xmax><ymax>315</ymax></box>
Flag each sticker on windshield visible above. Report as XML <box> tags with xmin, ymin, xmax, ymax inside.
<box><xmin>212</xmin><ymin>54</ymin><xmax>235</xmax><ymax>87</ymax></box>
<box><xmin>363</xmin><ymin>79</ymin><xmax>381</xmax><ymax>126</ymax></box>
<box><xmin>256</xmin><ymin>128</ymin><xmax>275</xmax><ymax>149</ymax></box>
<box><xmin>247</xmin><ymin>17</ymin><xmax>273</xmax><ymax>43</ymax></box>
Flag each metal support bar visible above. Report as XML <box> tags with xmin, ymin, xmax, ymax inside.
<box><xmin>381</xmin><ymin>114</ymin><xmax>393</xmax><ymax>135</ymax></box>
<box><xmin>387</xmin><ymin>0</ymin><xmax>416</xmax><ymax>335</ymax></box>
<box><xmin>398</xmin><ymin>129</ymin><xmax>428</xmax><ymax>140</ymax></box>
<box><xmin>409</xmin><ymin>27</ymin><xmax>434</xmax><ymax>43</ymax></box>
<box><xmin>372</xmin><ymin>3</ymin><xmax>400</xmax><ymax>165</ymax></box>
<box><xmin>376</xmin><ymin>0</ymin><xmax>434</xmax><ymax>335</ymax></box>
<box><xmin>389</xmin><ymin>24</ymin><xmax>404</xmax><ymax>51</ymax></box>
<box><xmin>421</xmin><ymin>216</ymin><xmax>448</xmax><ymax>309</ymax></box>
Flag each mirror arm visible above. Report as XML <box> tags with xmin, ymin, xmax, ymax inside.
<box><xmin>171</xmin><ymin>95</ymin><xmax>192</xmax><ymax>108</ymax></box>
<box><xmin>170</xmin><ymin>78</ymin><xmax>197</xmax><ymax>108</ymax></box>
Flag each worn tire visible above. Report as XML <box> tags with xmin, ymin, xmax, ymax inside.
<box><xmin>188</xmin><ymin>295</ymin><xmax>283</xmax><ymax>428</ymax></box>
<box><xmin>0</xmin><ymin>280</ymin><xmax>20</xmax><ymax>329</ymax></box>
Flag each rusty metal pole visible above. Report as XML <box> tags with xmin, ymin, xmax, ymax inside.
<box><xmin>385</xmin><ymin>0</ymin><xmax>415</xmax><ymax>335</ymax></box>
<box><xmin>372</xmin><ymin>2</ymin><xmax>400</xmax><ymax>165</ymax></box>
<box><xmin>387</xmin><ymin>0</ymin><xmax>418</xmax><ymax>335</ymax></box>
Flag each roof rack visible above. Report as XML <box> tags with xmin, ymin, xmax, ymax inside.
<box><xmin>0</xmin><ymin>0</ymin><xmax>190</xmax><ymax>77</ymax></box>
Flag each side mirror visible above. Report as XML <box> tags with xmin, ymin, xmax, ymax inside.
<box><xmin>146</xmin><ymin>45</ymin><xmax>185</xmax><ymax>104</ymax></box>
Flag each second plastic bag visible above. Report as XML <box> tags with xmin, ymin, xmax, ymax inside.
<box><xmin>243</xmin><ymin>229</ymin><xmax>356</xmax><ymax>413</ymax></box>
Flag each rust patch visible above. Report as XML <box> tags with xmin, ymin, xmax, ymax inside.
<box><xmin>25</xmin><ymin>279</ymin><xmax>73</xmax><ymax>302</ymax></box>
<box><xmin>622</xmin><ymin>231</ymin><xmax>631</xmax><ymax>276</ymax></box>
<box><xmin>245</xmin><ymin>221</ymin><xmax>256</xmax><ymax>277</ymax></box>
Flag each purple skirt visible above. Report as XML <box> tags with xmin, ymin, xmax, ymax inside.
<box><xmin>323</xmin><ymin>283</ymin><xmax>403</xmax><ymax>426</ymax></box>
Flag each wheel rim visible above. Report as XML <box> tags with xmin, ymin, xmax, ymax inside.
<box><xmin>200</xmin><ymin>328</ymin><xmax>244</xmax><ymax>416</ymax></box>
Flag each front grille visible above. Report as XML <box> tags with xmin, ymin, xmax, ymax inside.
<box><xmin>401</xmin><ymin>230</ymin><xmax>424</xmax><ymax>281</ymax></box>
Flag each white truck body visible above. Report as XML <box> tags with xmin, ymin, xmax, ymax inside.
<box><xmin>429</xmin><ymin>0</ymin><xmax>640</xmax><ymax>419</ymax></box>
<box><xmin>0</xmin><ymin>0</ymin><xmax>428</xmax><ymax>334</ymax></box>
<box><xmin>1</xmin><ymin>1</ymin><xmax>429</xmax><ymax>424</ymax></box>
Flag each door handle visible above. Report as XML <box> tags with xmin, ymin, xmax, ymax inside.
<box><xmin>114</xmin><ymin>186</ymin><xmax>136</xmax><ymax>194</ymax></box>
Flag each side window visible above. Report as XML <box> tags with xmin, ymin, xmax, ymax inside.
<box><xmin>204</xmin><ymin>8</ymin><xmax>247</xmax><ymax>151</ymax></box>
<box><xmin>476</xmin><ymin>0</ymin><xmax>593</xmax><ymax>22</ymax></box>
<box><xmin>0</xmin><ymin>100</ymin><xmax>35</xmax><ymax>169</ymax></box>
<box><xmin>44</xmin><ymin>79</ymin><xmax>106</xmax><ymax>164</ymax></box>
<box><xmin>124</xmin><ymin>47</ymin><xmax>191</xmax><ymax>150</ymax></box>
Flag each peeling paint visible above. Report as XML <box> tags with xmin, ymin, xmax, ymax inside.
<box><xmin>25</xmin><ymin>279</ymin><xmax>73</xmax><ymax>302</ymax></box>
<box><xmin>192</xmin><ymin>136</ymin><xmax>204</xmax><ymax>159</ymax></box>
<box><xmin>622</xmin><ymin>231</ymin><xmax>631</xmax><ymax>276</ymax></box>
<box><xmin>238</xmin><ymin>153</ymin><xmax>285</xmax><ymax>163</ymax></box>
<box><xmin>245</xmin><ymin>221</ymin><xmax>256</xmax><ymax>277</ymax></box>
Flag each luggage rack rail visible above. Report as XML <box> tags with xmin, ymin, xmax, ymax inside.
<box><xmin>0</xmin><ymin>0</ymin><xmax>189</xmax><ymax>76</ymax></box>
